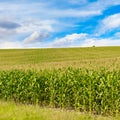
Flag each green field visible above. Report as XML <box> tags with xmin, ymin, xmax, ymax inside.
<box><xmin>0</xmin><ymin>47</ymin><xmax>120</xmax><ymax>119</ymax></box>
<box><xmin>1</xmin><ymin>101</ymin><xmax>119</xmax><ymax>120</ymax></box>
<box><xmin>0</xmin><ymin>46</ymin><xmax>120</xmax><ymax>70</ymax></box>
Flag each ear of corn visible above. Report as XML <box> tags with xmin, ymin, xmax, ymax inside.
<box><xmin>0</xmin><ymin>68</ymin><xmax>120</xmax><ymax>115</ymax></box>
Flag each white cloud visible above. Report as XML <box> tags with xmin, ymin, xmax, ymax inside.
<box><xmin>0</xmin><ymin>28</ymin><xmax>16</xmax><ymax>39</ymax></box>
<box><xmin>23</xmin><ymin>31</ymin><xmax>49</xmax><ymax>44</ymax></box>
<box><xmin>81</xmin><ymin>38</ymin><xmax>120</xmax><ymax>47</ymax></box>
<box><xmin>50</xmin><ymin>33</ymin><xmax>87</xmax><ymax>47</ymax></box>
<box><xmin>96</xmin><ymin>13</ymin><xmax>120</xmax><ymax>35</ymax></box>
<box><xmin>16</xmin><ymin>20</ymin><xmax>57</xmax><ymax>34</ymax></box>
<box><xmin>103</xmin><ymin>13</ymin><xmax>120</xmax><ymax>29</ymax></box>
<box><xmin>0</xmin><ymin>1</ymin><xmax>119</xmax><ymax>24</ymax></box>
<box><xmin>0</xmin><ymin>41</ymin><xmax>22</xmax><ymax>49</ymax></box>
<box><xmin>0</xmin><ymin>1</ymin><xmax>102</xmax><ymax>21</ymax></box>
<box><xmin>95</xmin><ymin>39</ymin><xmax>120</xmax><ymax>46</ymax></box>
<box><xmin>50</xmin><ymin>33</ymin><xmax>120</xmax><ymax>48</ymax></box>
<box><xmin>1</xmin><ymin>32</ymin><xmax>120</xmax><ymax>49</ymax></box>
<box><xmin>47</xmin><ymin>9</ymin><xmax>102</xmax><ymax>18</ymax></box>
<box><xmin>80</xmin><ymin>37</ymin><xmax>120</xmax><ymax>47</ymax></box>
<box><xmin>80</xmin><ymin>39</ymin><xmax>95</xmax><ymax>47</ymax></box>
<box><xmin>86</xmin><ymin>0</ymin><xmax>120</xmax><ymax>12</ymax></box>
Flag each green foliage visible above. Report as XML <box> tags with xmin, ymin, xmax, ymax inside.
<box><xmin>0</xmin><ymin>68</ymin><xmax>120</xmax><ymax>115</ymax></box>
<box><xmin>1</xmin><ymin>101</ymin><xmax>118</xmax><ymax>120</ymax></box>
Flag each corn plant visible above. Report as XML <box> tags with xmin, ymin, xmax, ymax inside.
<box><xmin>0</xmin><ymin>68</ymin><xmax>120</xmax><ymax>115</ymax></box>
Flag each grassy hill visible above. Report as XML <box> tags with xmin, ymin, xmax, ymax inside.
<box><xmin>0</xmin><ymin>46</ymin><xmax>120</xmax><ymax>70</ymax></box>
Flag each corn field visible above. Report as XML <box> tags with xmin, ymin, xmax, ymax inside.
<box><xmin>0</xmin><ymin>67</ymin><xmax>120</xmax><ymax>115</ymax></box>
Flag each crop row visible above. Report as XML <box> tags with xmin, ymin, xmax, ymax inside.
<box><xmin>0</xmin><ymin>68</ymin><xmax>120</xmax><ymax>115</ymax></box>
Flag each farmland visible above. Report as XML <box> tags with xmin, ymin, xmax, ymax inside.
<box><xmin>0</xmin><ymin>46</ymin><xmax>120</xmax><ymax>70</ymax></box>
<box><xmin>0</xmin><ymin>47</ymin><xmax>120</xmax><ymax>119</ymax></box>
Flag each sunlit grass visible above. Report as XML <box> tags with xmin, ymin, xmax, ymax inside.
<box><xmin>0</xmin><ymin>47</ymin><xmax>120</xmax><ymax>70</ymax></box>
<box><xmin>0</xmin><ymin>101</ymin><xmax>119</xmax><ymax>120</ymax></box>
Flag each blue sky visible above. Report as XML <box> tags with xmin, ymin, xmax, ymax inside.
<box><xmin>0</xmin><ymin>0</ymin><xmax>120</xmax><ymax>48</ymax></box>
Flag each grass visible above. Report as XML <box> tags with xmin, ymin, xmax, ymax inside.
<box><xmin>0</xmin><ymin>100</ymin><xmax>119</xmax><ymax>120</ymax></box>
<box><xmin>0</xmin><ymin>46</ymin><xmax>120</xmax><ymax>70</ymax></box>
